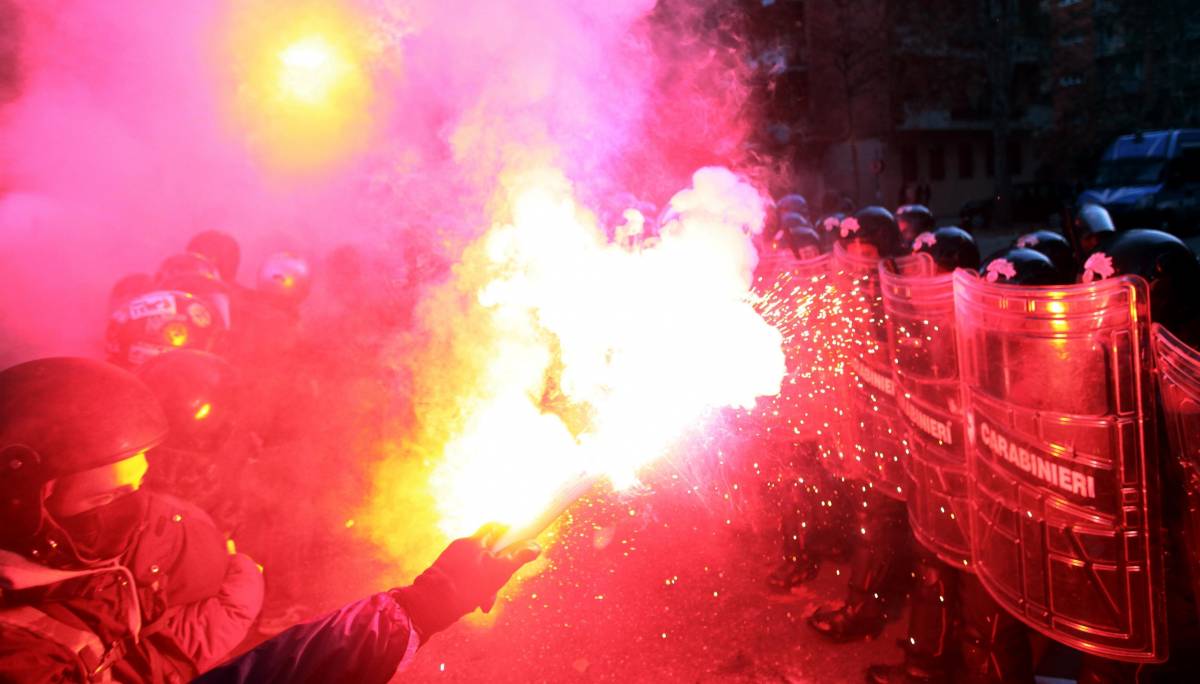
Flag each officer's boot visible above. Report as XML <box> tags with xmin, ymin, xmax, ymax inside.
<box><xmin>808</xmin><ymin>488</ymin><xmax>906</xmax><ymax>642</ymax></box>
<box><xmin>865</xmin><ymin>549</ymin><xmax>957</xmax><ymax>683</ymax></box>
<box><xmin>957</xmin><ymin>575</ymin><xmax>1033</xmax><ymax>683</ymax></box>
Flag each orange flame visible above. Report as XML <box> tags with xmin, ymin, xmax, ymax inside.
<box><xmin>362</xmin><ymin>166</ymin><xmax>784</xmax><ymax>573</ymax></box>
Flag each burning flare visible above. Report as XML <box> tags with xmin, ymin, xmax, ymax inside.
<box><xmin>376</xmin><ymin>166</ymin><xmax>785</xmax><ymax>548</ymax></box>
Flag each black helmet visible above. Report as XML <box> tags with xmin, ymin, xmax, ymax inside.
<box><xmin>787</xmin><ymin>222</ymin><xmax>825</xmax><ymax>259</ymax></box>
<box><xmin>108</xmin><ymin>273</ymin><xmax>154</xmax><ymax>311</ymax></box>
<box><xmin>1074</xmin><ymin>203</ymin><xmax>1116</xmax><ymax>256</ymax></box>
<box><xmin>187</xmin><ymin>230</ymin><xmax>241</xmax><ymax>281</ymax></box>
<box><xmin>257</xmin><ymin>251</ymin><xmax>312</xmax><ymax>309</ymax></box>
<box><xmin>106</xmin><ymin>290</ymin><xmax>227</xmax><ymax>368</ymax></box>
<box><xmin>1079</xmin><ymin>229</ymin><xmax>1200</xmax><ymax>342</ymax></box>
<box><xmin>815</xmin><ymin>212</ymin><xmax>844</xmax><ymax>252</ymax></box>
<box><xmin>1014</xmin><ymin>230</ymin><xmax>1077</xmax><ymax>283</ymax></box>
<box><xmin>839</xmin><ymin>206</ymin><xmax>903</xmax><ymax>258</ymax></box>
<box><xmin>979</xmin><ymin>247</ymin><xmax>1066</xmax><ymax>286</ymax></box>
<box><xmin>895</xmin><ymin>204</ymin><xmax>935</xmax><ymax>244</ymax></box>
<box><xmin>0</xmin><ymin>358</ymin><xmax>166</xmax><ymax>565</ymax></box>
<box><xmin>777</xmin><ymin>193</ymin><xmax>809</xmax><ymax>219</ymax></box>
<box><xmin>157</xmin><ymin>252</ymin><xmax>221</xmax><ymax>286</ymax></box>
<box><xmin>911</xmin><ymin>226</ymin><xmax>980</xmax><ymax>273</ymax></box>
<box><xmin>138</xmin><ymin>350</ymin><xmax>241</xmax><ymax>454</ymax></box>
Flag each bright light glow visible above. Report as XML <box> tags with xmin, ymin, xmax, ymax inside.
<box><xmin>223</xmin><ymin>3</ymin><xmax>373</xmax><ymax>170</ymax></box>
<box><xmin>423</xmin><ymin>166</ymin><xmax>783</xmax><ymax>537</ymax></box>
<box><xmin>277</xmin><ymin>36</ymin><xmax>345</xmax><ymax>105</ymax></box>
<box><xmin>194</xmin><ymin>402</ymin><xmax>213</xmax><ymax>421</ymax></box>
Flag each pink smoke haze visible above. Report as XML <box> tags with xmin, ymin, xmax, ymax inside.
<box><xmin>0</xmin><ymin>0</ymin><xmax>757</xmax><ymax>366</ymax></box>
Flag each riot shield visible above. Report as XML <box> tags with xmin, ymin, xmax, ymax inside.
<box><xmin>1151</xmin><ymin>323</ymin><xmax>1200</xmax><ymax>625</ymax></box>
<box><xmin>881</xmin><ymin>257</ymin><xmax>971</xmax><ymax>569</ymax></box>
<box><xmin>834</xmin><ymin>243</ymin><xmax>908</xmax><ymax>498</ymax></box>
<box><xmin>756</xmin><ymin>254</ymin><xmax>852</xmax><ymax>472</ymax></box>
<box><xmin>954</xmin><ymin>270</ymin><xmax>1166</xmax><ymax>662</ymax></box>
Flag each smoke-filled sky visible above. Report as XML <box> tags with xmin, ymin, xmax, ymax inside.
<box><xmin>0</xmin><ymin>0</ymin><xmax>755</xmax><ymax>366</ymax></box>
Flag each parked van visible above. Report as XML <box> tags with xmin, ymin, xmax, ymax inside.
<box><xmin>1078</xmin><ymin>129</ymin><xmax>1200</xmax><ymax>233</ymax></box>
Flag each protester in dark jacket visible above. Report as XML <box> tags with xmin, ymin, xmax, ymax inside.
<box><xmin>195</xmin><ymin>525</ymin><xmax>539</xmax><ymax>684</ymax></box>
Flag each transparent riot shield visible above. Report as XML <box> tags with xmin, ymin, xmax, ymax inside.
<box><xmin>1151</xmin><ymin>323</ymin><xmax>1200</xmax><ymax>625</ymax></box>
<box><xmin>881</xmin><ymin>256</ymin><xmax>972</xmax><ymax>569</ymax></box>
<box><xmin>833</xmin><ymin>243</ymin><xmax>908</xmax><ymax>499</ymax></box>
<box><xmin>954</xmin><ymin>270</ymin><xmax>1166</xmax><ymax>662</ymax></box>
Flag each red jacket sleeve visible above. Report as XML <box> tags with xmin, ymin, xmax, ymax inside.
<box><xmin>191</xmin><ymin>590</ymin><xmax>419</xmax><ymax>684</ymax></box>
<box><xmin>159</xmin><ymin>553</ymin><xmax>264</xmax><ymax>671</ymax></box>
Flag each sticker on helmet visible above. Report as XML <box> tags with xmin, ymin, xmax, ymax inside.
<box><xmin>839</xmin><ymin>216</ymin><xmax>861</xmax><ymax>238</ymax></box>
<box><xmin>984</xmin><ymin>258</ymin><xmax>1017</xmax><ymax>283</ymax></box>
<box><xmin>913</xmin><ymin>231</ymin><xmax>937</xmax><ymax>250</ymax></box>
<box><xmin>1015</xmin><ymin>234</ymin><xmax>1039</xmax><ymax>248</ymax></box>
<box><xmin>1082</xmin><ymin>252</ymin><xmax>1115</xmax><ymax>282</ymax></box>
<box><xmin>128</xmin><ymin>292</ymin><xmax>176</xmax><ymax>320</ymax></box>
<box><xmin>188</xmin><ymin>302</ymin><xmax>212</xmax><ymax>328</ymax></box>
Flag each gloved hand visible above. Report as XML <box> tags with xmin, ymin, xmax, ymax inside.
<box><xmin>393</xmin><ymin>524</ymin><xmax>540</xmax><ymax>640</ymax></box>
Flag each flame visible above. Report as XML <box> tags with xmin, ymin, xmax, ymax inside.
<box><xmin>363</xmin><ymin>166</ymin><xmax>785</xmax><ymax>560</ymax></box>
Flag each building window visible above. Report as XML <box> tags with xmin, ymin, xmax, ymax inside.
<box><xmin>958</xmin><ymin>143</ymin><xmax>975</xmax><ymax>179</ymax></box>
<box><xmin>901</xmin><ymin>145</ymin><xmax>918</xmax><ymax>182</ymax></box>
<box><xmin>929</xmin><ymin>146</ymin><xmax>946</xmax><ymax>181</ymax></box>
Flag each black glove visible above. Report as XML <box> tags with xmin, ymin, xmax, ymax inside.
<box><xmin>393</xmin><ymin>524</ymin><xmax>540</xmax><ymax>640</ymax></box>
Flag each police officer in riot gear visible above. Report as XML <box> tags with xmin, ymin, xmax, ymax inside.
<box><xmin>756</xmin><ymin>215</ymin><xmax>851</xmax><ymax>593</ymax></box>
<box><xmin>1080</xmin><ymin>229</ymin><xmax>1200</xmax><ymax>683</ymax></box>
<box><xmin>809</xmin><ymin>207</ymin><xmax>912</xmax><ymax>642</ymax></box>
<box><xmin>895</xmin><ymin>204</ymin><xmax>935</xmax><ymax>247</ymax></box>
<box><xmin>868</xmin><ymin>227</ymin><xmax>992</xmax><ymax>683</ymax></box>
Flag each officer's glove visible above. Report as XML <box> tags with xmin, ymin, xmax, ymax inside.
<box><xmin>393</xmin><ymin>523</ymin><xmax>540</xmax><ymax>640</ymax></box>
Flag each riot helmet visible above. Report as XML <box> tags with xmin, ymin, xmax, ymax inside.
<box><xmin>1015</xmin><ymin>230</ymin><xmax>1077</xmax><ymax>283</ymax></box>
<box><xmin>911</xmin><ymin>226</ymin><xmax>980</xmax><ymax>273</ymax></box>
<box><xmin>777</xmin><ymin>193</ymin><xmax>809</xmax><ymax>220</ymax></box>
<box><xmin>106</xmin><ymin>290</ymin><xmax>226</xmax><ymax>368</ymax></box>
<box><xmin>137</xmin><ymin>350</ymin><xmax>241</xmax><ymax>455</ymax></box>
<box><xmin>187</xmin><ymin>230</ymin><xmax>241</xmax><ymax>281</ymax></box>
<box><xmin>109</xmin><ymin>273</ymin><xmax>154</xmax><ymax>311</ymax></box>
<box><xmin>0</xmin><ymin>358</ymin><xmax>166</xmax><ymax>567</ymax></box>
<box><xmin>1079</xmin><ymin>229</ymin><xmax>1200</xmax><ymax>344</ymax></box>
<box><xmin>1074</xmin><ymin>203</ymin><xmax>1116</xmax><ymax>256</ymax></box>
<box><xmin>979</xmin><ymin>247</ymin><xmax>1065</xmax><ymax>286</ymax></box>
<box><xmin>838</xmin><ymin>206</ymin><xmax>903</xmax><ymax>258</ymax></box>
<box><xmin>895</xmin><ymin>204</ymin><xmax>935</xmax><ymax>245</ymax></box>
<box><xmin>257</xmin><ymin>251</ymin><xmax>312</xmax><ymax>309</ymax></box>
